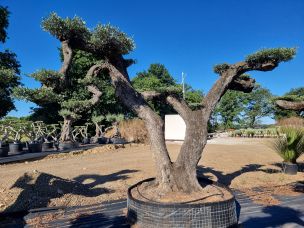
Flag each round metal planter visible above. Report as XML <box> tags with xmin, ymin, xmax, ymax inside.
<box><xmin>127</xmin><ymin>178</ymin><xmax>238</xmax><ymax>228</ymax></box>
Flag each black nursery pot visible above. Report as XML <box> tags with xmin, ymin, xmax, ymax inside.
<box><xmin>0</xmin><ymin>145</ymin><xmax>9</xmax><ymax>157</ymax></box>
<box><xmin>59</xmin><ymin>141</ymin><xmax>78</xmax><ymax>150</ymax></box>
<box><xmin>42</xmin><ymin>142</ymin><xmax>54</xmax><ymax>151</ymax></box>
<box><xmin>83</xmin><ymin>137</ymin><xmax>90</xmax><ymax>144</ymax></box>
<box><xmin>28</xmin><ymin>142</ymin><xmax>42</xmax><ymax>153</ymax></box>
<box><xmin>110</xmin><ymin>137</ymin><xmax>126</xmax><ymax>144</ymax></box>
<box><xmin>97</xmin><ymin>137</ymin><xmax>107</xmax><ymax>144</ymax></box>
<box><xmin>282</xmin><ymin>162</ymin><xmax>298</xmax><ymax>175</ymax></box>
<box><xmin>9</xmin><ymin>143</ymin><xmax>23</xmax><ymax>154</ymax></box>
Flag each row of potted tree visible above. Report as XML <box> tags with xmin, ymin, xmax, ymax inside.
<box><xmin>229</xmin><ymin>128</ymin><xmax>280</xmax><ymax>138</ymax></box>
<box><xmin>0</xmin><ymin>114</ymin><xmax>126</xmax><ymax>157</ymax></box>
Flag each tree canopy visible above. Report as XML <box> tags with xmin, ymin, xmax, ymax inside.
<box><xmin>0</xmin><ymin>6</ymin><xmax>21</xmax><ymax>118</ymax></box>
<box><xmin>215</xmin><ymin>85</ymin><xmax>273</xmax><ymax>129</ymax></box>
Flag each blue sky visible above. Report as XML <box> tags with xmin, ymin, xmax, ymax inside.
<box><xmin>2</xmin><ymin>0</ymin><xmax>304</xmax><ymax>123</ymax></box>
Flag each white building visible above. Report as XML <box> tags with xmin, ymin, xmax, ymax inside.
<box><xmin>165</xmin><ymin>114</ymin><xmax>186</xmax><ymax>141</ymax></box>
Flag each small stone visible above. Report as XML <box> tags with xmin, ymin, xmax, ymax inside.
<box><xmin>25</xmin><ymin>161</ymin><xmax>28</xmax><ymax>164</ymax></box>
<box><xmin>82</xmin><ymin>167</ymin><xmax>87</xmax><ymax>170</ymax></box>
<box><xmin>57</xmin><ymin>189</ymin><xmax>63</xmax><ymax>194</ymax></box>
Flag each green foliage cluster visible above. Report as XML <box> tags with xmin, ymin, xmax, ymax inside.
<box><xmin>229</xmin><ymin>128</ymin><xmax>279</xmax><ymax>138</ymax></box>
<box><xmin>91</xmin><ymin>24</ymin><xmax>135</xmax><ymax>55</ymax></box>
<box><xmin>61</xmin><ymin>99</ymin><xmax>92</xmax><ymax>114</ymax></box>
<box><xmin>91</xmin><ymin>115</ymin><xmax>105</xmax><ymax>124</ymax></box>
<box><xmin>58</xmin><ymin>109</ymin><xmax>80</xmax><ymax>119</ymax></box>
<box><xmin>0</xmin><ymin>50</ymin><xmax>21</xmax><ymax>74</ymax></box>
<box><xmin>132</xmin><ymin>63</ymin><xmax>176</xmax><ymax>91</ymax></box>
<box><xmin>245</xmin><ymin>48</ymin><xmax>296</xmax><ymax>65</ymax></box>
<box><xmin>42</xmin><ymin>13</ymin><xmax>134</xmax><ymax>56</ymax></box>
<box><xmin>14</xmin><ymin>87</ymin><xmax>62</xmax><ymax>104</ymax></box>
<box><xmin>42</xmin><ymin>13</ymin><xmax>90</xmax><ymax>42</ymax></box>
<box><xmin>215</xmin><ymin>85</ymin><xmax>273</xmax><ymax>129</ymax></box>
<box><xmin>0</xmin><ymin>6</ymin><xmax>9</xmax><ymax>43</ymax></box>
<box><xmin>215</xmin><ymin>90</ymin><xmax>245</xmax><ymax>129</ymax></box>
<box><xmin>132</xmin><ymin>63</ymin><xmax>204</xmax><ymax>115</ymax></box>
<box><xmin>15</xmin><ymin>48</ymin><xmax>125</xmax><ymax>124</ymax></box>
<box><xmin>0</xmin><ymin>5</ymin><xmax>21</xmax><ymax>118</ymax></box>
<box><xmin>29</xmin><ymin>70</ymin><xmax>64</xmax><ymax>88</ymax></box>
<box><xmin>272</xmin><ymin>127</ymin><xmax>304</xmax><ymax>163</ymax></box>
<box><xmin>213</xmin><ymin>63</ymin><xmax>230</xmax><ymax>74</ymax></box>
<box><xmin>105</xmin><ymin>113</ymin><xmax>124</xmax><ymax>123</ymax></box>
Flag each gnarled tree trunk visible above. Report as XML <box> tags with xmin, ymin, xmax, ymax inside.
<box><xmin>60</xmin><ymin>116</ymin><xmax>74</xmax><ymax>142</ymax></box>
<box><xmin>98</xmin><ymin>57</ymin><xmax>278</xmax><ymax>193</ymax></box>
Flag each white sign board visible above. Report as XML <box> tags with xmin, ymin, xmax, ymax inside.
<box><xmin>165</xmin><ymin>114</ymin><xmax>186</xmax><ymax>140</ymax></box>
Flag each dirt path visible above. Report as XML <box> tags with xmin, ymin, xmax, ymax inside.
<box><xmin>0</xmin><ymin>138</ymin><xmax>303</xmax><ymax>213</ymax></box>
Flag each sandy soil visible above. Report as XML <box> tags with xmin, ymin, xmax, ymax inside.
<box><xmin>0</xmin><ymin>138</ymin><xmax>303</xmax><ymax>213</ymax></box>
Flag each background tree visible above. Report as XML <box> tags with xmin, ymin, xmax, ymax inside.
<box><xmin>40</xmin><ymin>13</ymin><xmax>296</xmax><ymax>193</ymax></box>
<box><xmin>15</xmin><ymin>50</ymin><xmax>124</xmax><ymax>124</ymax></box>
<box><xmin>0</xmin><ymin>6</ymin><xmax>21</xmax><ymax>118</ymax></box>
<box><xmin>132</xmin><ymin>63</ymin><xmax>204</xmax><ymax>116</ymax></box>
<box><xmin>215</xmin><ymin>83</ymin><xmax>273</xmax><ymax>129</ymax></box>
<box><xmin>214</xmin><ymin>90</ymin><xmax>246</xmax><ymax>129</ymax></box>
<box><xmin>243</xmin><ymin>85</ymin><xmax>273</xmax><ymax>128</ymax></box>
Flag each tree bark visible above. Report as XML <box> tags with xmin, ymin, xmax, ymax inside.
<box><xmin>104</xmin><ymin>57</ymin><xmax>175</xmax><ymax>192</ymax></box>
<box><xmin>59</xmin><ymin>116</ymin><xmax>74</xmax><ymax>142</ymax></box>
<box><xmin>276</xmin><ymin>100</ymin><xmax>304</xmax><ymax>111</ymax></box>
<box><xmin>60</xmin><ymin>40</ymin><xmax>73</xmax><ymax>87</ymax></box>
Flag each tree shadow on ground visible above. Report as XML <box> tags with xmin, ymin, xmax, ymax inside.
<box><xmin>69</xmin><ymin>212</ymin><xmax>129</xmax><ymax>228</ymax></box>
<box><xmin>197</xmin><ymin>164</ymin><xmax>266</xmax><ymax>186</ymax></box>
<box><xmin>3</xmin><ymin>169</ymin><xmax>138</xmax><ymax>214</ymax></box>
<box><xmin>242</xmin><ymin>205</ymin><xmax>304</xmax><ymax>227</ymax></box>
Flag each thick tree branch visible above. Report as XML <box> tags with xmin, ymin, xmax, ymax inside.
<box><xmin>86</xmin><ymin>63</ymin><xmax>108</xmax><ymax>78</ymax></box>
<box><xmin>229</xmin><ymin>77</ymin><xmax>256</xmax><ymax>93</ymax></box>
<box><xmin>276</xmin><ymin>100</ymin><xmax>304</xmax><ymax>111</ymax></box>
<box><xmin>124</xmin><ymin>58</ymin><xmax>136</xmax><ymax>68</ymax></box>
<box><xmin>166</xmin><ymin>95</ymin><xmax>191</xmax><ymax>121</ymax></box>
<box><xmin>87</xmin><ymin>85</ymin><xmax>102</xmax><ymax>105</ymax></box>
<box><xmin>203</xmin><ymin>61</ymin><xmax>279</xmax><ymax>118</ymax></box>
<box><xmin>59</xmin><ymin>40</ymin><xmax>73</xmax><ymax>86</ymax></box>
<box><xmin>141</xmin><ymin>91</ymin><xmax>162</xmax><ymax>101</ymax></box>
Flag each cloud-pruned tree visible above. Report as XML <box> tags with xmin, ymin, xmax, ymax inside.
<box><xmin>35</xmin><ymin>13</ymin><xmax>295</xmax><ymax>193</ymax></box>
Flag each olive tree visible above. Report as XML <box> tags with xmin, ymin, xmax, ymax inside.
<box><xmin>42</xmin><ymin>13</ymin><xmax>296</xmax><ymax>193</ymax></box>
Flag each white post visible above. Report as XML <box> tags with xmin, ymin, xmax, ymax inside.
<box><xmin>182</xmin><ymin>72</ymin><xmax>185</xmax><ymax>99</ymax></box>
